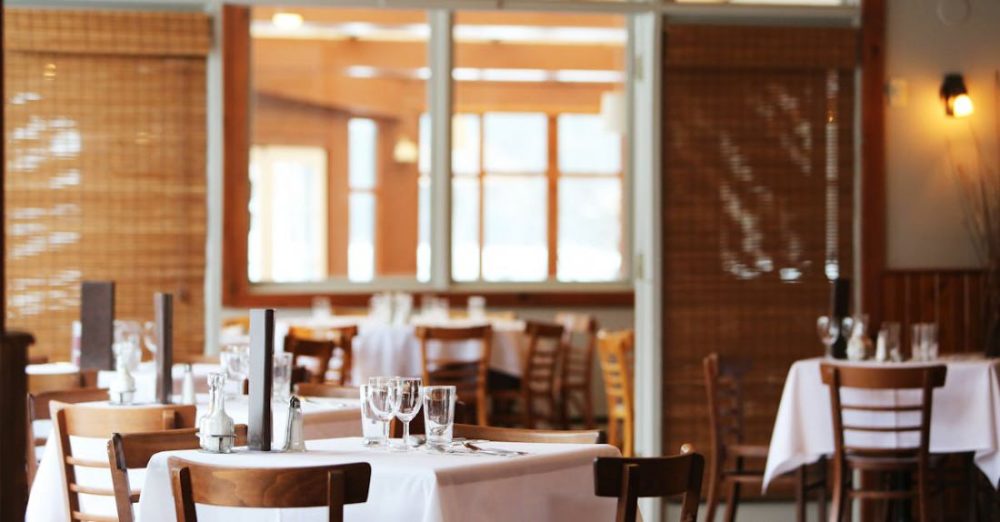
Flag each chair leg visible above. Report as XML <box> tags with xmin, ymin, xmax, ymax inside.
<box><xmin>558</xmin><ymin>386</ymin><xmax>569</xmax><ymax>429</ymax></box>
<box><xmin>583</xmin><ymin>387</ymin><xmax>595</xmax><ymax>430</ymax></box>
<box><xmin>830</xmin><ymin>477</ymin><xmax>844</xmax><ymax>522</ymax></box>
<box><xmin>817</xmin><ymin>462</ymin><xmax>828</xmax><ymax>522</ymax></box>
<box><xmin>723</xmin><ymin>480</ymin><xmax>741</xmax><ymax>522</ymax></box>
<box><xmin>917</xmin><ymin>470</ymin><xmax>929</xmax><ymax>522</ymax></box>
<box><xmin>704</xmin><ymin>462</ymin><xmax>721</xmax><ymax>522</ymax></box>
<box><xmin>796</xmin><ymin>467</ymin><xmax>806</xmax><ymax>522</ymax></box>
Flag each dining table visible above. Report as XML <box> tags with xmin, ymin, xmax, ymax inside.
<box><xmin>136</xmin><ymin>437</ymin><xmax>620</xmax><ymax>522</ymax></box>
<box><xmin>763</xmin><ymin>355</ymin><xmax>1000</xmax><ymax>492</ymax></box>
<box><xmin>25</xmin><ymin>395</ymin><xmax>361</xmax><ymax>522</ymax></box>
<box><xmin>27</xmin><ymin>360</ymin><xmax>220</xmax><ymax>398</ymax></box>
<box><xmin>274</xmin><ymin>314</ymin><xmax>529</xmax><ymax>383</ymax></box>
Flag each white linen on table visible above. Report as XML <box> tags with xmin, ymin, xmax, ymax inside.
<box><xmin>25</xmin><ymin>397</ymin><xmax>361</xmax><ymax>522</ymax></box>
<box><xmin>763</xmin><ymin>356</ymin><xmax>1000</xmax><ymax>491</ymax></box>
<box><xmin>27</xmin><ymin>361</ymin><xmax>220</xmax><ymax>402</ymax></box>
<box><xmin>137</xmin><ymin>437</ymin><xmax>619</xmax><ymax>522</ymax></box>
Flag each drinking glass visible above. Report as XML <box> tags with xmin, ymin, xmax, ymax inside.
<box><xmin>272</xmin><ymin>352</ymin><xmax>293</xmax><ymax>402</ymax></box>
<box><xmin>877</xmin><ymin>322</ymin><xmax>901</xmax><ymax>362</ymax></box>
<box><xmin>391</xmin><ymin>378</ymin><xmax>422</xmax><ymax>450</ymax></box>
<box><xmin>924</xmin><ymin>323</ymin><xmax>939</xmax><ymax>360</ymax></box>
<box><xmin>142</xmin><ymin>321</ymin><xmax>158</xmax><ymax>357</ymax></box>
<box><xmin>468</xmin><ymin>296</ymin><xmax>486</xmax><ymax>322</ymax></box>
<box><xmin>816</xmin><ymin>316</ymin><xmax>840</xmax><ymax>358</ymax></box>
<box><xmin>422</xmin><ymin>385</ymin><xmax>456</xmax><ymax>448</ymax></box>
<box><xmin>114</xmin><ymin>320</ymin><xmax>142</xmax><ymax>371</ymax></box>
<box><xmin>220</xmin><ymin>343</ymin><xmax>249</xmax><ymax>395</ymax></box>
<box><xmin>912</xmin><ymin>323</ymin><xmax>939</xmax><ymax>361</ymax></box>
<box><xmin>359</xmin><ymin>384</ymin><xmax>386</xmax><ymax>447</ymax></box>
<box><xmin>367</xmin><ymin>376</ymin><xmax>399</xmax><ymax>447</ymax></box>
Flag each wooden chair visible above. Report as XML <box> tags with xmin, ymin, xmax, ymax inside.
<box><xmin>555</xmin><ymin>312</ymin><xmax>598</xmax><ymax>429</ymax></box>
<box><xmin>492</xmin><ymin>321</ymin><xmax>564</xmax><ymax>428</ymax></box>
<box><xmin>294</xmin><ymin>383</ymin><xmax>360</xmax><ymax>399</ymax></box>
<box><xmin>53</xmin><ymin>402</ymin><xmax>197</xmax><ymax>522</ymax></box>
<box><xmin>168</xmin><ymin>457</ymin><xmax>371</xmax><ymax>522</ymax></box>
<box><xmin>108</xmin><ymin>425</ymin><xmax>248</xmax><ymax>522</ymax></box>
<box><xmin>28</xmin><ymin>368</ymin><xmax>98</xmax><ymax>393</ymax></box>
<box><xmin>26</xmin><ymin>387</ymin><xmax>108</xmax><ymax>485</ymax></box>
<box><xmin>703</xmin><ymin>353</ymin><xmax>827</xmax><ymax>522</ymax></box>
<box><xmin>284</xmin><ymin>334</ymin><xmax>336</xmax><ymax>385</ymax></box>
<box><xmin>221</xmin><ymin>315</ymin><xmax>250</xmax><ymax>332</ymax></box>
<box><xmin>597</xmin><ymin>329</ymin><xmax>635</xmax><ymax>457</ymax></box>
<box><xmin>453</xmin><ymin>423</ymin><xmax>603</xmax><ymax>444</ymax></box>
<box><xmin>414</xmin><ymin>325</ymin><xmax>492</xmax><ymax>426</ymax></box>
<box><xmin>820</xmin><ymin>363</ymin><xmax>947</xmax><ymax>522</ymax></box>
<box><xmin>288</xmin><ymin>325</ymin><xmax>357</xmax><ymax>385</ymax></box>
<box><xmin>594</xmin><ymin>452</ymin><xmax>705</xmax><ymax>522</ymax></box>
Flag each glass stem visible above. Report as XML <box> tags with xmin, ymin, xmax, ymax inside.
<box><xmin>403</xmin><ymin>420</ymin><xmax>411</xmax><ymax>447</ymax></box>
<box><xmin>383</xmin><ymin>419</ymin><xmax>390</xmax><ymax>442</ymax></box>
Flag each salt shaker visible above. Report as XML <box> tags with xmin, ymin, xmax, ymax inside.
<box><xmin>199</xmin><ymin>372</ymin><xmax>235</xmax><ymax>453</ymax></box>
<box><xmin>109</xmin><ymin>342</ymin><xmax>136</xmax><ymax>405</ymax></box>
<box><xmin>281</xmin><ymin>396</ymin><xmax>306</xmax><ymax>452</ymax></box>
<box><xmin>180</xmin><ymin>363</ymin><xmax>196</xmax><ymax>405</ymax></box>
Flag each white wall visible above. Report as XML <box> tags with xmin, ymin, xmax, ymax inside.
<box><xmin>885</xmin><ymin>0</ymin><xmax>999</xmax><ymax>269</ymax></box>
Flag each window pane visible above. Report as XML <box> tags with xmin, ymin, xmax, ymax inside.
<box><xmin>417</xmin><ymin>175</ymin><xmax>431</xmax><ymax>282</ymax></box>
<box><xmin>558</xmin><ymin>178</ymin><xmax>622</xmax><ymax>282</ymax></box>
<box><xmin>453</xmin><ymin>114</ymin><xmax>480</xmax><ymax>176</ymax></box>
<box><xmin>349</xmin><ymin>192</ymin><xmax>375</xmax><ymax>282</ymax></box>
<box><xmin>483</xmin><ymin>113</ymin><xmax>547</xmax><ymax>173</ymax></box>
<box><xmin>452</xmin><ymin>177</ymin><xmax>480</xmax><ymax>281</ymax></box>
<box><xmin>482</xmin><ymin>176</ymin><xmax>547</xmax><ymax>281</ymax></box>
<box><xmin>349</xmin><ymin>118</ymin><xmax>377</xmax><ymax>189</ymax></box>
<box><xmin>558</xmin><ymin>113</ymin><xmax>621</xmax><ymax>174</ymax></box>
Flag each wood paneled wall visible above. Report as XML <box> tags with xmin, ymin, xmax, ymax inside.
<box><xmin>880</xmin><ymin>269</ymin><xmax>985</xmax><ymax>353</ymax></box>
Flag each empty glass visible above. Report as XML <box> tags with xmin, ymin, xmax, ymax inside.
<box><xmin>876</xmin><ymin>322</ymin><xmax>901</xmax><ymax>362</ymax></box>
<box><xmin>468</xmin><ymin>296</ymin><xmax>486</xmax><ymax>321</ymax></box>
<box><xmin>220</xmin><ymin>343</ymin><xmax>249</xmax><ymax>395</ymax></box>
<box><xmin>272</xmin><ymin>352</ymin><xmax>293</xmax><ymax>402</ymax></box>
<box><xmin>423</xmin><ymin>385</ymin><xmax>456</xmax><ymax>448</ymax></box>
<box><xmin>367</xmin><ymin>376</ymin><xmax>399</xmax><ymax>447</ymax></box>
<box><xmin>816</xmin><ymin>316</ymin><xmax>840</xmax><ymax>358</ymax></box>
<box><xmin>391</xmin><ymin>378</ymin><xmax>422</xmax><ymax>450</ymax></box>
<box><xmin>912</xmin><ymin>323</ymin><xmax>939</xmax><ymax>361</ymax></box>
<box><xmin>359</xmin><ymin>384</ymin><xmax>386</xmax><ymax>447</ymax></box>
<box><xmin>114</xmin><ymin>320</ymin><xmax>142</xmax><ymax>371</ymax></box>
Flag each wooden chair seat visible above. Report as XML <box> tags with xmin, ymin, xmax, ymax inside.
<box><xmin>294</xmin><ymin>383</ymin><xmax>360</xmax><ymax>399</ymax></box>
<box><xmin>593</xmin><ymin>451</ymin><xmax>705</xmax><ymax>522</ymax></box>
<box><xmin>727</xmin><ymin>443</ymin><xmax>770</xmax><ymax>459</ymax></box>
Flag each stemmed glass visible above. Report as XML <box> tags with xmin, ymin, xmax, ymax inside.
<box><xmin>367</xmin><ymin>376</ymin><xmax>399</xmax><ymax>448</ymax></box>
<box><xmin>391</xmin><ymin>378</ymin><xmax>422</xmax><ymax>450</ymax></box>
<box><xmin>816</xmin><ymin>316</ymin><xmax>840</xmax><ymax>357</ymax></box>
<box><xmin>220</xmin><ymin>343</ymin><xmax>249</xmax><ymax>396</ymax></box>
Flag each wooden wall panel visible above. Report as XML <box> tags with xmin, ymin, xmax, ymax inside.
<box><xmin>880</xmin><ymin>270</ymin><xmax>985</xmax><ymax>353</ymax></box>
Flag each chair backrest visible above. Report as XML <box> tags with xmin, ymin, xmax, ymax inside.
<box><xmin>168</xmin><ymin>457</ymin><xmax>371</xmax><ymax>522</ymax></box>
<box><xmin>26</xmin><ymin>387</ymin><xmax>109</xmax><ymax>485</ymax></box>
<box><xmin>414</xmin><ymin>325</ymin><xmax>492</xmax><ymax>425</ymax></box>
<box><xmin>597</xmin><ymin>330</ymin><xmax>634</xmax><ymax>454</ymax></box>
<box><xmin>522</xmin><ymin>321</ymin><xmax>564</xmax><ymax>395</ymax></box>
<box><xmin>294</xmin><ymin>383</ymin><xmax>360</xmax><ymax>399</ymax></box>
<box><xmin>53</xmin><ymin>402</ymin><xmax>198</xmax><ymax>522</ymax></box>
<box><xmin>453</xmin><ymin>423</ymin><xmax>603</xmax><ymax>444</ymax></box>
<box><xmin>820</xmin><ymin>363</ymin><xmax>947</xmax><ymax>457</ymax></box>
<box><xmin>28</xmin><ymin>368</ymin><xmax>98</xmax><ymax>393</ymax></box>
<box><xmin>702</xmin><ymin>353</ymin><xmax>753</xmax><ymax>455</ymax></box>
<box><xmin>108</xmin><ymin>426</ymin><xmax>248</xmax><ymax>522</ymax></box>
<box><xmin>287</xmin><ymin>325</ymin><xmax>357</xmax><ymax>384</ymax></box>
<box><xmin>594</xmin><ymin>453</ymin><xmax>705</xmax><ymax>522</ymax></box>
<box><xmin>284</xmin><ymin>334</ymin><xmax>336</xmax><ymax>384</ymax></box>
<box><xmin>555</xmin><ymin>313</ymin><xmax>598</xmax><ymax>385</ymax></box>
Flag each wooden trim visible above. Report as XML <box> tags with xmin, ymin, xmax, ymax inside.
<box><xmin>860</xmin><ymin>0</ymin><xmax>886</xmax><ymax>325</ymax></box>
<box><xmin>226</xmin><ymin>290</ymin><xmax>633</xmax><ymax>308</ymax></box>
<box><xmin>547</xmin><ymin>113</ymin><xmax>559</xmax><ymax>278</ymax></box>
<box><xmin>222</xmin><ymin>5</ymin><xmax>253</xmax><ymax>306</ymax></box>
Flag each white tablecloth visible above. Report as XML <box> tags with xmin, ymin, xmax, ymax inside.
<box><xmin>137</xmin><ymin>437</ymin><xmax>619</xmax><ymax>522</ymax></box>
<box><xmin>275</xmin><ymin>316</ymin><xmax>527</xmax><ymax>384</ymax></box>
<box><xmin>763</xmin><ymin>356</ymin><xmax>1000</xmax><ymax>491</ymax></box>
<box><xmin>25</xmin><ymin>396</ymin><xmax>361</xmax><ymax>522</ymax></box>
<box><xmin>28</xmin><ymin>361</ymin><xmax>221</xmax><ymax>401</ymax></box>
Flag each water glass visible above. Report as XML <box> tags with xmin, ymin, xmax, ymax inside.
<box><xmin>912</xmin><ymin>323</ymin><xmax>939</xmax><ymax>361</ymax></box>
<box><xmin>272</xmin><ymin>352</ymin><xmax>293</xmax><ymax>402</ymax></box>
<box><xmin>816</xmin><ymin>316</ymin><xmax>840</xmax><ymax>358</ymax></box>
<box><xmin>468</xmin><ymin>296</ymin><xmax>486</xmax><ymax>322</ymax></box>
<box><xmin>367</xmin><ymin>376</ymin><xmax>399</xmax><ymax>446</ymax></box>
<box><xmin>114</xmin><ymin>320</ymin><xmax>142</xmax><ymax>371</ymax></box>
<box><xmin>359</xmin><ymin>384</ymin><xmax>386</xmax><ymax>447</ymax></box>
<box><xmin>391</xmin><ymin>378</ymin><xmax>422</xmax><ymax>450</ymax></box>
<box><xmin>220</xmin><ymin>343</ymin><xmax>249</xmax><ymax>394</ymax></box>
<box><xmin>422</xmin><ymin>385</ymin><xmax>456</xmax><ymax>447</ymax></box>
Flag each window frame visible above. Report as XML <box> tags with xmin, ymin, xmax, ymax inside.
<box><xmin>222</xmin><ymin>5</ymin><xmax>634</xmax><ymax>307</ymax></box>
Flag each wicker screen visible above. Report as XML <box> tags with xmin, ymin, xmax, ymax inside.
<box><xmin>661</xmin><ymin>25</ymin><xmax>857</xmax><ymax>466</ymax></box>
<box><xmin>4</xmin><ymin>9</ymin><xmax>211</xmax><ymax>359</ymax></box>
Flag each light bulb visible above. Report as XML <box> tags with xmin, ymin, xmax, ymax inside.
<box><xmin>272</xmin><ymin>12</ymin><xmax>303</xmax><ymax>30</ymax></box>
<box><xmin>951</xmin><ymin>93</ymin><xmax>974</xmax><ymax>118</ymax></box>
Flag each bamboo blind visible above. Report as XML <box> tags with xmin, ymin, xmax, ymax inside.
<box><xmin>661</xmin><ymin>25</ymin><xmax>857</xmax><ymax>472</ymax></box>
<box><xmin>4</xmin><ymin>9</ymin><xmax>211</xmax><ymax>359</ymax></box>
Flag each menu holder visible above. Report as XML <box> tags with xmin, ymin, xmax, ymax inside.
<box><xmin>154</xmin><ymin>293</ymin><xmax>174</xmax><ymax>404</ymax></box>
<box><xmin>247</xmin><ymin>308</ymin><xmax>275</xmax><ymax>451</ymax></box>
<box><xmin>80</xmin><ymin>281</ymin><xmax>115</xmax><ymax>371</ymax></box>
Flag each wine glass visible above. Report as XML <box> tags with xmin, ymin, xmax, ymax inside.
<box><xmin>142</xmin><ymin>321</ymin><xmax>158</xmax><ymax>358</ymax></box>
<box><xmin>391</xmin><ymin>378</ymin><xmax>422</xmax><ymax>450</ymax></box>
<box><xmin>367</xmin><ymin>376</ymin><xmax>399</xmax><ymax>448</ymax></box>
<box><xmin>816</xmin><ymin>316</ymin><xmax>840</xmax><ymax>357</ymax></box>
<box><xmin>220</xmin><ymin>343</ymin><xmax>249</xmax><ymax>395</ymax></box>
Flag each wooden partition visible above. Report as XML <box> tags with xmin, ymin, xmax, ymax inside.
<box><xmin>880</xmin><ymin>269</ymin><xmax>985</xmax><ymax>353</ymax></box>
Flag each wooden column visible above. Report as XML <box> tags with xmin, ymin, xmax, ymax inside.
<box><xmin>154</xmin><ymin>293</ymin><xmax>174</xmax><ymax>404</ymax></box>
<box><xmin>860</xmin><ymin>0</ymin><xmax>887</xmax><ymax>325</ymax></box>
<box><xmin>80</xmin><ymin>281</ymin><xmax>115</xmax><ymax>370</ymax></box>
<box><xmin>0</xmin><ymin>332</ymin><xmax>34</xmax><ymax>521</ymax></box>
<box><xmin>247</xmin><ymin>308</ymin><xmax>274</xmax><ymax>451</ymax></box>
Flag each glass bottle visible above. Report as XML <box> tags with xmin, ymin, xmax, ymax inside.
<box><xmin>199</xmin><ymin>372</ymin><xmax>235</xmax><ymax>453</ymax></box>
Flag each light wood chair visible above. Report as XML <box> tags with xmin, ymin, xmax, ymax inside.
<box><xmin>820</xmin><ymin>363</ymin><xmax>947</xmax><ymax>522</ymax></box>
<box><xmin>703</xmin><ymin>353</ymin><xmax>827</xmax><ymax>522</ymax></box>
<box><xmin>53</xmin><ymin>402</ymin><xmax>197</xmax><ymax>522</ymax></box>
<box><xmin>221</xmin><ymin>315</ymin><xmax>250</xmax><ymax>332</ymax></box>
<box><xmin>453</xmin><ymin>423</ymin><xmax>603</xmax><ymax>444</ymax></box>
<box><xmin>492</xmin><ymin>321</ymin><xmax>564</xmax><ymax>428</ymax></box>
<box><xmin>108</xmin><ymin>425</ymin><xmax>249</xmax><ymax>522</ymax></box>
<box><xmin>414</xmin><ymin>325</ymin><xmax>492</xmax><ymax>426</ymax></box>
<box><xmin>284</xmin><ymin>334</ymin><xmax>336</xmax><ymax>385</ymax></box>
<box><xmin>294</xmin><ymin>383</ymin><xmax>360</xmax><ymax>399</ymax></box>
<box><xmin>168</xmin><ymin>457</ymin><xmax>371</xmax><ymax>522</ymax></box>
<box><xmin>594</xmin><ymin>452</ymin><xmax>705</xmax><ymax>522</ymax></box>
<box><xmin>288</xmin><ymin>325</ymin><xmax>357</xmax><ymax>385</ymax></box>
<box><xmin>28</xmin><ymin>368</ymin><xmax>98</xmax><ymax>393</ymax></box>
<box><xmin>597</xmin><ymin>329</ymin><xmax>635</xmax><ymax>457</ymax></box>
<box><xmin>26</xmin><ymin>387</ymin><xmax>108</xmax><ymax>485</ymax></box>
<box><xmin>555</xmin><ymin>313</ymin><xmax>598</xmax><ymax>429</ymax></box>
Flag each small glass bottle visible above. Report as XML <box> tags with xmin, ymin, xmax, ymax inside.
<box><xmin>109</xmin><ymin>342</ymin><xmax>136</xmax><ymax>405</ymax></box>
<box><xmin>199</xmin><ymin>372</ymin><xmax>235</xmax><ymax>453</ymax></box>
<box><xmin>181</xmin><ymin>363</ymin><xmax>196</xmax><ymax>405</ymax></box>
<box><xmin>281</xmin><ymin>396</ymin><xmax>306</xmax><ymax>452</ymax></box>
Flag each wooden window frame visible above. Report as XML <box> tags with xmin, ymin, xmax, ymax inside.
<box><xmin>221</xmin><ymin>5</ymin><xmax>632</xmax><ymax>308</ymax></box>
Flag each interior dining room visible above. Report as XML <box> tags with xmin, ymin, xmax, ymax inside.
<box><xmin>1</xmin><ymin>0</ymin><xmax>999</xmax><ymax>521</ymax></box>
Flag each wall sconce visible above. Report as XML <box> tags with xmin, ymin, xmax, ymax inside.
<box><xmin>272</xmin><ymin>11</ymin><xmax>303</xmax><ymax>30</ymax></box>
<box><xmin>940</xmin><ymin>74</ymin><xmax>974</xmax><ymax>118</ymax></box>
<box><xmin>393</xmin><ymin>137</ymin><xmax>419</xmax><ymax>164</ymax></box>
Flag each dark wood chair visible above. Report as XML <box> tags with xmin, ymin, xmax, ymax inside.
<box><xmin>414</xmin><ymin>325</ymin><xmax>492</xmax><ymax>426</ymax></box>
<box><xmin>453</xmin><ymin>423</ymin><xmax>603</xmax><ymax>444</ymax></box>
<box><xmin>492</xmin><ymin>321</ymin><xmax>564</xmax><ymax>428</ymax></box>
<box><xmin>294</xmin><ymin>383</ymin><xmax>360</xmax><ymax>399</ymax></box>
<box><xmin>555</xmin><ymin>312</ymin><xmax>598</xmax><ymax>429</ymax></box>
<box><xmin>703</xmin><ymin>353</ymin><xmax>827</xmax><ymax>522</ymax></box>
<box><xmin>288</xmin><ymin>324</ymin><xmax>357</xmax><ymax>385</ymax></box>
<box><xmin>284</xmin><ymin>334</ymin><xmax>336</xmax><ymax>385</ymax></box>
<box><xmin>53</xmin><ymin>402</ymin><xmax>198</xmax><ymax>522</ymax></box>
<box><xmin>26</xmin><ymin>387</ymin><xmax>108</xmax><ymax>485</ymax></box>
<box><xmin>820</xmin><ymin>362</ymin><xmax>947</xmax><ymax>522</ymax></box>
<box><xmin>108</xmin><ymin>426</ymin><xmax>249</xmax><ymax>522</ymax></box>
<box><xmin>168</xmin><ymin>457</ymin><xmax>371</xmax><ymax>522</ymax></box>
<box><xmin>594</xmin><ymin>452</ymin><xmax>705</xmax><ymax>522</ymax></box>
<box><xmin>597</xmin><ymin>330</ymin><xmax>634</xmax><ymax>457</ymax></box>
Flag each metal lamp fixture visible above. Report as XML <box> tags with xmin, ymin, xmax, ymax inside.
<box><xmin>941</xmin><ymin>73</ymin><xmax>974</xmax><ymax>118</ymax></box>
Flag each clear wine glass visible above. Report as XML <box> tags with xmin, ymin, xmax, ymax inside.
<box><xmin>391</xmin><ymin>378</ymin><xmax>422</xmax><ymax>451</ymax></box>
<box><xmin>367</xmin><ymin>376</ymin><xmax>399</xmax><ymax>447</ymax></box>
<box><xmin>142</xmin><ymin>321</ymin><xmax>158</xmax><ymax>357</ymax></box>
<box><xmin>816</xmin><ymin>316</ymin><xmax>840</xmax><ymax>357</ymax></box>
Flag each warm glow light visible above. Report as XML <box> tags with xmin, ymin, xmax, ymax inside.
<box><xmin>951</xmin><ymin>93</ymin><xmax>974</xmax><ymax>118</ymax></box>
<box><xmin>393</xmin><ymin>137</ymin><xmax>419</xmax><ymax>164</ymax></box>
<box><xmin>272</xmin><ymin>12</ymin><xmax>303</xmax><ymax>30</ymax></box>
